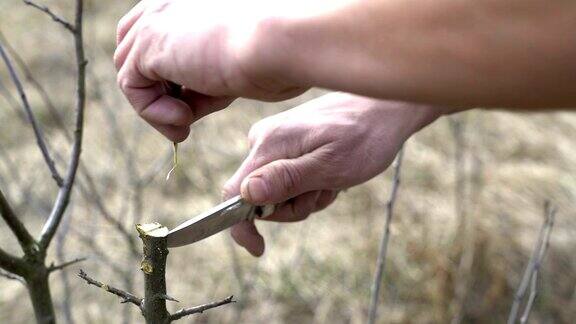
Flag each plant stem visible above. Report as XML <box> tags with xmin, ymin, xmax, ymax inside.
<box><xmin>25</xmin><ymin>267</ymin><xmax>55</xmax><ymax>324</ymax></box>
<box><xmin>137</xmin><ymin>223</ymin><xmax>170</xmax><ymax>324</ymax></box>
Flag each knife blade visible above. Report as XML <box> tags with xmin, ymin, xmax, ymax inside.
<box><xmin>166</xmin><ymin>195</ymin><xmax>275</xmax><ymax>248</ymax></box>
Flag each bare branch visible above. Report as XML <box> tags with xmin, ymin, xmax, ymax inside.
<box><xmin>0</xmin><ymin>29</ymin><xmax>69</xmax><ymax>136</ymax></box>
<box><xmin>169</xmin><ymin>296</ymin><xmax>235</xmax><ymax>322</ymax></box>
<box><xmin>367</xmin><ymin>147</ymin><xmax>404</xmax><ymax>324</ymax></box>
<box><xmin>507</xmin><ymin>202</ymin><xmax>556</xmax><ymax>324</ymax></box>
<box><xmin>0</xmin><ymin>40</ymin><xmax>63</xmax><ymax>186</ymax></box>
<box><xmin>0</xmin><ymin>247</ymin><xmax>25</xmax><ymax>276</ymax></box>
<box><xmin>78</xmin><ymin>270</ymin><xmax>143</xmax><ymax>310</ymax></box>
<box><xmin>0</xmin><ymin>268</ymin><xmax>25</xmax><ymax>284</ymax></box>
<box><xmin>48</xmin><ymin>257</ymin><xmax>87</xmax><ymax>273</ymax></box>
<box><xmin>22</xmin><ymin>0</ymin><xmax>75</xmax><ymax>32</ymax></box>
<box><xmin>0</xmin><ymin>187</ymin><xmax>36</xmax><ymax>252</ymax></box>
<box><xmin>40</xmin><ymin>0</ymin><xmax>87</xmax><ymax>249</ymax></box>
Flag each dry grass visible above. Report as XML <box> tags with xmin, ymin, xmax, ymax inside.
<box><xmin>1</xmin><ymin>0</ymin><xmax>576</xmax><ymax>323</ymax></box>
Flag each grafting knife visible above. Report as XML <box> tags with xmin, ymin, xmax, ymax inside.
<box><xmin>166</xmin><ymin>195</ymin><xmax>275</xmax><ymax>248</ymax></box>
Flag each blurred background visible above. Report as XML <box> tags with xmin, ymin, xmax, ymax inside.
<box><xmin>1</xmin><ymin>0</ymin><xmax>576</xmax><ymax>323</ymax></box>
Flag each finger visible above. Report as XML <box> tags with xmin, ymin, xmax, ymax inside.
<box><xmin>179</xmin><ymin>89</ymin><xmax>236</xmax><ymax>123</ymax></box>
<box><xmin>149</xmin><ymin>122</ymin><xmax>190</xmax><ymax>143</ymax></box>
<box><xmin>114</xmin><ymin>23</ymin><xmax>138</xmax><ymax>71</ymax></box>
<box><xmin>230</xmin><ymin>220</ymin><xmax>265</xmax><ymax>257</ymax></box>
<box><xmin>118</xmin><ymin>62</ymin><xmax>195</xmax><ymax>141</ymax></box>
<box><xmin>315</xmin><ymin>190</ymin><xmax>339</xmax><ymax>210</ymax></box>
<box><xmin>116</xmin><ymin>0</ymin><xmax>146</xmax><ymax>46</ymax></box>
<box><xmin>263</xmin><ymin>191</ymin><xmax>321</xmax><ymax>222</ymax></box>
<box><xmin>222</xmin><ymin>136</ymin><xmax>287</xmax><ymax>201</ymax></box>
<box><xmin>139</xmin><ymin>94</ymin><xmax>194</xmax><ymax>127</ymax></box>
<box><xmin>240</xmin><ymin>152</ymin><xmax>329</xmax><ymax>205</ymax></box>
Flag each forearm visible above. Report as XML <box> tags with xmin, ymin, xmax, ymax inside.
<box><xmin>256</xmin><ymin>0</ymin><xmax>576</xmax><ymax>109</ymax></box>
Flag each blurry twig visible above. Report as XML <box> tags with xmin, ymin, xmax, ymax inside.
<box><xmin>22</xmin><ymin>0</ymin><xmax>75</xmax><ymax>32</ymax></box>
<box><xmin>76</xmin><ymin>169</ymin><xmax>141</xmax><ymax>258</ymax></box>
<box><xmin>449</xmin><ymin>116</ymin><xmax>476</xmax><ymax>324</ymax></box>
<box><xmin>507</xmin><ymin>202</ymin><xmax>556</xmax><ymax>324</ymax></box>
<box><xmin>368</xmin><ymin>147</ymin><xmax>404</xmax><ymax>324</ymax></box>
<box><xmin>0</xmin><ymin>29</ymin><xmax>69</xmax><ymax>136</ymax></box>
<box><xmin>48</xmin><ymin>257</ymin><xmax>87</xmax><ymax>273</ymax></box>
<box><xmin>169</xmin><ymin>296</ymin><xmax>235</xmax><ymax>322</ymax></box>
<box><xmin>0</xmin><ymin>40</ymin><xmax>63</xmax><ymax>186</ymax></box>
<box><xmin>78</xmin><ymin>269</ymin><xmax>144</xmax><ymax>310</ymax></box>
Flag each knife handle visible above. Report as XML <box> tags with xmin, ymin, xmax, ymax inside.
<box><xmin>247</xmin><ymin>204</ymin><xmax>276</xmax><ymax>221</ymax></box>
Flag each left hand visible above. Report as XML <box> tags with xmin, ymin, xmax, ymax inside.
<box><xmin>114</xmin><ymin>0</ymin><xmax>307</xmax><ymax>142</ymax></box>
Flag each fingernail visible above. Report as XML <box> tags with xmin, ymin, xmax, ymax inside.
<box><xmin>245</xmin><ymin>177</ymin><xmax>269</xmax><ymax>203</ymax></box>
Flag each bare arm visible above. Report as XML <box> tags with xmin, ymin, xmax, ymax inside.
<box><xmin>250</xmin><ymin>0</ymin><xmax>576</xmax><ymax>109</ymax></box>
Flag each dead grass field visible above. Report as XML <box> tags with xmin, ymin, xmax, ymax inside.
<box><xmin>1</xmin><ymin>0</ymin><xmax>576</xmax><ymax>323</ymax></box>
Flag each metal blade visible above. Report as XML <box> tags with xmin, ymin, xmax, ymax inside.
<box><xmin>166</xmin><ymin>195</ymin><xmax>254</xmax><ymax>248</ymax></box>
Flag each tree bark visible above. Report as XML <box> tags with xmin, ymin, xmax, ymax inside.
<box><xmin>25</xmin><ymin>267</ymin><xmax>56</xmax><ymax>324</ymax></box>
<box><xmin>137</xmin><ymin>223</ymin><xmax>170</xmax><ymax>324</ymax></box>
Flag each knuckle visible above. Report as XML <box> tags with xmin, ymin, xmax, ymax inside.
<box><xmin>274</xmin><ymin>161</ymin><xmax>302</xmax><ymax>196</ymax></box>
<box><xmin>249</xmin><ymin>119</ymin><xmax>279</xmax><ymax>151</ymax></box>
<box><xmin>314</xmin><ymin>146</ymin><xmax>348</xmax><ymax>187</ymax></box>
<box><xmin>116</xmin><ymin>71</ymin><xmax>130</xmax><ymax>94</ymax></box>
<box><xmin>116</xmin><ymin>16</ymin><xmax>129</xmax><ymax>38</ymax></box>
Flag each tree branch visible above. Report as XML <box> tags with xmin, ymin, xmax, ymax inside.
<box><xmin>0</xmin><ymin>29</ymin><xmax>69</xmax><ymax>136</ymax></box>
<box><xmin>0</xmin><ymin>39</ymin><xmax>63</xmax><ymax>187</ymax></box>
<box><xmin>0</xmin><ymin>247</ymin><xmax>25</xmax><ymax>276</ymax></box>
<box><xmin>22</xmin><ymin>0</ymin><xmax>75</xmax><ymax>32</ymax></box>
<box><xmin>78</xmin><ymin>269</ymin><xmax>143</xmax><ymax>310</ymax></box>
<box><xmin>169</xmin><ymin>296</ymin><xmax>235</xmax><ymax>322</ymax></box>
<box><xmin>40</xmin><ymin>0</ymin><xmax>87</xmax><ymax>249</ymax></box>
<box><xmin>368</xmin><ymin>147</ymin><xmax>404</xmax><ymax>324</ymax></box>
<box><xmin>507</xmin><ymin>202</ymin><xmax>556</xmax><ymax>324</ymax></box>
<box><xmin>0</xmin><ymin>268</ymin><xmax>25</xmax><ymax>284</ymax></box>
<box><xmin>48</xmin><ymin>257</ymin><xmax>86</xmax><ymax>273</ymax></box>
<box><xmin>0</xmin><ymin>187</ymin><xmax>36</xmax><ymax>252</ymax></box>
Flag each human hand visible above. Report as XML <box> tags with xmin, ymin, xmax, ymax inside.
<box><xmin>114</xmin><ymin>0</ymin><xmax>307</xmax><ymax>142</ymax></box>
<box><xmin>223</xmin><ymin>92</ymin><xmax>444</xmax><ymax>256</ymax></box>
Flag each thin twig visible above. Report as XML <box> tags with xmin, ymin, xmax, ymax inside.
<box><xmin>0</xmin><ymin>28</ymin><xmax>69</xmax><ymax>136</ymax></box>
<box><xmin>519</xmin><ymin>272</ymin><xmax>539</xmax><ymax>324</ymax></box>
<box><xmin>367</xmin><ymin>147</ymin><xmax>404</xmax><ymax>324</ymax></box>
<box><xmin>76</xmin><ymin>168</ymin><xmax>141</xmax><ymax>258</ymax></box>
<box><xmin>40</xmin><ymin>0</ymin><xmax>87</xmax><ymax>249</ymax></box>
<box><xmin>507</xmin><ymin>202</ymin><xmax>556</xmax><ymax>324</ymax></box>
<box><xmin>0</xmin><ymin>187</ymin><xmax>36</xmax><ymax>252</ymax></box>
<box><xmin>22</xmin><ymin>0</ymin><xmax>75</xmax><ymax>32</ymax></box>
<box><xmin>78</xmin><ymin>270</ymin><xmax>143</xmax><ymax>310</ymax></box>
<box><xmin>48</xmin><ymin>257</ymin><xmax>87</xmax><ymax>272</ymax></box>
<box><xmin>169</xmin><ymin>296</ymin><xmax>235</xmax><ymax>321</ymax></box>
<box><xmin>0</xmin><ymin>40</ymin><xmax>63</xmax><ymax>186</ymax></box>
<box><xmin>0</xmin><ymin>269</ymin><xmax>25</xmax><ymax>284</ymax></box>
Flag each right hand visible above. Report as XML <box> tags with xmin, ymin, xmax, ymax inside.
<box><xmin>222</xmin><ymin>92</ymin><xmax>443</xmax><ymax>256</ymax></box>
<box><xmin>114</xmin><ymin>0</ymin><xmax>307</xmax><ymax>142</ymax></box>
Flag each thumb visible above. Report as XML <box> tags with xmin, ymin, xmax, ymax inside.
<box><xmin>240</xmin><ymin>155</ymin><xmax>327</xmax><ymax>204</ymax></box>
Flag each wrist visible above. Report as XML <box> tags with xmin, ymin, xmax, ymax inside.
<box><xmin>232</xmin><ymin>1</ymin><xmax>354</xmax><ymax>93</ymax></box>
